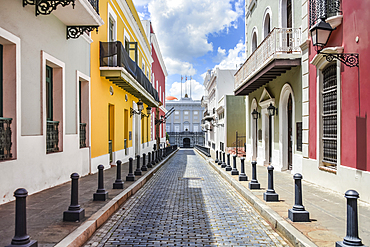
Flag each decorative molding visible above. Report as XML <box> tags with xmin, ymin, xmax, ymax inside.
<box><xmin>310</xmin><ymin>46</ymin><xmax>343</xmax><ymax>67</ymax></box>
<box><xmin>150</xmin><ymin>33</ymin><xmax>168</xmax><ymax>77</ymax></box>
<box><xmin>300</xmin><ymin>39</ymin><xmax>310</xmax><ymax>51</ymax></box>
<box><xmin>66</xmin><ymin>26</ymin><xmax>98</xmax><ymax>39</ymax></box>
<box><xmin>326</xmin><ymin>15</ymin><xmax>343</xmax><ymax>29</ymax></box>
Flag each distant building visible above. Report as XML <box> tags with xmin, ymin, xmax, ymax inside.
<box><xmin>165</xmin><ymin>94</ymin><xmax>205</xmax><ymax>147</ymax></box>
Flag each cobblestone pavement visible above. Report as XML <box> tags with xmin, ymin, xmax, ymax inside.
<box><xmin>84</xmin><ymin>149</ymin><xmax>289</xmax><ymax>247</ymax></box>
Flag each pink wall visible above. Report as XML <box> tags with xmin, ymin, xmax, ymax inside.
<box><xmin>151</xmin><ymin>32</ymin><xmax>166</xmax><ymax>139</ymax></box>
<box><xmin>309</xmin><ymin>0</ymin><xmax>370</xmax><ymax>171</ymax></box>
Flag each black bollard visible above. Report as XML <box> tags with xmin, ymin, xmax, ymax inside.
<box><xmin>147</xmin><ymin>152</ymin><xmax>153</xmax><ymax>168</ymax></box>
<box><xmin>288</xmin><ymin>173</ymin><xmax>309</xmax><ymax>222</ymax></box>
<box><xmin>155</xmin><ymin>150</ymin><xmax>159</xmax><ymax>163</ymax></box>
<box><xmin>141</xmin><ymin>153</ymin><xmax>148</xmax><ymax>171</ymax></box>
<box><xmin>248</xmin><ymin>161</ymin><xmax>260</xmax><ymax>189</ymax></box>
<box><xmin>226</xmin><ymin>153</ymin><xmax>232</xmax><ymax>171</ymax></box>
<box><xmin>263</xmin><ymin>165</ymin><xmax>279</xmax><ymax>202</ymax></box>
<box><xmin>134</xmin><ymin>155</ymin><xmax>142</xmax><ymax>176</ymax></box>
<box><xmin>151</xmin><ymin>151</ymin><xmax>156</xmax><ymax>166</ymax></box>
<box><xmin>231</xmin><ymin>154</ymin><xmax>239</xmax><ymax>175</ymax></box>
<box><xmin>239</xmin><ymin>157</ymin><xmax>248</xmax><ymax>181</ymax></box>
<box><xmin>126</xmin><ymin>157</ymin><xmax>135</xmax><ymax>181</ymax></box>
<box><xmin>215</xmin><ymin>150</ymin><xmax>219</xmax><ymax>163</ymax></box>
<box><xmin>94</xmin><ymin>165</ymin><xmax>108</xmax><ymax>201</ymax></box>
<box><xmin>336</xmin><ymin>190</ymin><xmax>365</xmax><ymax>247</ymax></box>
<box><xmin>64</xmin><ymin>173</ymin><xmax>85</xmax><ymax>221</ymax></box>
<box><xmin>221</xmin><ymin>152</ymin><xmax>226</xmax><ymax>168</ymax></box>
<box><xmin>113</xmin><ymin>160</ymin><xmax>124</xmax><ymax>189</ymax></box>
<box><xmin>7</xmin><ymin>188</ymin><xmax>38</xmax><ymax>247</ymax></box>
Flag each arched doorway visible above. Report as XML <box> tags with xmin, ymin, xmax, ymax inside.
<box><xmin>183</xmin><ymin>138</ymin><xmax>190</xmax><ymax>148</ymax></box>
<box><xmin>287</xmin><ymin>94</ymin><xmax>293</xmax><ymax>170</ymax></box>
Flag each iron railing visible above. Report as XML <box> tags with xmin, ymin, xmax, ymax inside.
<box><xmin>194</xmin><ymin>145</ymin><xmax>211</xmax><ymax>157</ymax></box>
<box><xmin>99</xmin><ymin>41</ymin><xmax>159</xmax><ymax>102</ymax></box>
<box><xmin>235</xmin><ymin>28</ymin><xmax>301</xmax><ymax>90</ymax></box>
<box><xmin>230</xmin><ymin>131</ymin><xmax>246</xmax><ymax>157</ymax></box>
<box><xmin>309</xmin><ymin>0</ymin><xmax>342</xmax><ymax>28</ymax></box>
<box><xmin>88</xmin><ymin>0</ymin><xmax>99</xmax><ymax>14</ymax></box>
<box><xmin>47</xmin><ymin>121</ymin><xmax>59</xmax><ymax>153</ymax></box>
<box><xmin>80</xmin><ymin>123</ymin><xmax>87</xmax><ymax>148</ymax></box>
<box><xmin>0</xmin><ymin>117</ymin><xmax>12</xmax><ymax>160</ymax></box>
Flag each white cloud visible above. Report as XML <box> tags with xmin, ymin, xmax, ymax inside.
<box><xmin>164</xmin><ymin>57</ymin><xmax>196</xmax><ymax>76</ymax></box>
<box><xmin>148</xmin><ymin>0</ymin><xmax>244</xmax><ymax>61</ymax></box>
<box><xmin>132</xmin><ymin>0</ymin><xmax>152</xmax><ymax>6</ymax></box>
<box><xmin>168</xmin><ymin>79</ymin><xmax>204</xmax><ymax>100</ymax></box>
<box><xmin>213</xmin><ymin>40</ymin><xmax>245</xmax><ymax>70</ymax></box>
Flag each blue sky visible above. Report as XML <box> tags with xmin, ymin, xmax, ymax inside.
<box><xmin>133</xmin><ymin>0</ymin><xmax>246</xmax><ymax>100</ymax></box>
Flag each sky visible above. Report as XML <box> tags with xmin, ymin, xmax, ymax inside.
<box><xmin>133</xmin><ymin>0</ymin><xmax>246</xmax><ymax>100</ymax></box>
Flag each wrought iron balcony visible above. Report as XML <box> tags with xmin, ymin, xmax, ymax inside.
<box><xmin>100</xmin><ymin>41</ymin><xmax>160</xmax><ymax>107</ymax></box>
<box><xmin>309</xmin><ymin>0</ymin><xmax>342</xmax><ymax>28</ymax></box>
<box><xmin>235</xmin><ymin>28</ymin><xmax>301</xmax><ymax>95</ymax></box>
<box><xmin>47</xmin><ymin>121</ymin><xmax>59</xmax><ymax>153</ymax></box>
<box><xmin>0</xmin><ymin>117</ymin><xmax>12</xmax><ymax>160</ymax></box>
<box><xmin>80</xmin><ymin>123</ymin><xmax>87</xmax><ymax>148</ymax></box>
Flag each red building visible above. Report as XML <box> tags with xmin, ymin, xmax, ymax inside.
<box><xmin>142</xmin><ymin>21</ymin><xmax>168</xmax><ymax>148</ymax></box>
<box><xmin>304</xmin><ymin>0</ymin><xmax>370</xmax><ymax>202</ymax></box>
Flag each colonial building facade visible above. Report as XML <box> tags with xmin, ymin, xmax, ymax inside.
<box><xmin>0</xmin><ymin>0</ymin><xmax>103</xmax><ymax>204</ymax></box>
<box><xmin>201</xmin><ymin>69</ymin><xmax>246</xmax><ymax>156</ymax></box>
<box><xmin>235</xmin><ymin>0</ymin><xmax>303</xmax><ymax>173</ymax></box>
<box><xmin>90</xmin><ymin>0</ymin><xmax>160</xmax><ymax>171</ymax></box>
<box><xmin>166</xmin><ymin>95</ymin><xmax>204</xmax><ymax>147</ymax></box>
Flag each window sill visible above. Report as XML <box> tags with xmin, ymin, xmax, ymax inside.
<box><xmin>319</xmin><ymin>166</ymin><xmax>337</xmax><ymax>174</ymax></box>
<box><xmin>327</xmin><ymin>15</ymin><xmax>343</xmax><ymax>29</ymax></box>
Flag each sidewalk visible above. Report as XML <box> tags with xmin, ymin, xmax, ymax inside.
<box><xmin>0</xmin><ymin>150</ymin><xmax>178</xmax><ymax>247</ymax></box>
<box><xmin>196</xmin><ymin>150</ymin><xmax>370</xmax><ymax>247</ymax></box>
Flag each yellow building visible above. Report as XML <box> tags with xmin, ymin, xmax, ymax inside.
<box><xmin>90</xmin><ymin>0</ymin><xmax>160</xmax><ymax>171</ymax></box>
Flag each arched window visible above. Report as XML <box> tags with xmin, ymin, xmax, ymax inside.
<box><xmin>263</xmin><ymin>13</ymin><xmax>271</xmax><ymax>39</ymax></box>
<box><xmin>252</xmin><ymin>32</ymin><xmax>257</xmax><ymax>53</ymax></box>
<box><xmin>281</xmin><ymin>0</ymin><xmax>292</xmax><ymax>28</ymax></box>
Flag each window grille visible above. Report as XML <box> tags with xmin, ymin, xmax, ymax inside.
<box><xmin>309</xmin><ymin>0</ymin><xmax>342</xmax><ymax>28</ymax></box>
<box><xmin>322</xmin><ymin>64</ymin><xmax>337</xmax><ymax>168</ymax></box>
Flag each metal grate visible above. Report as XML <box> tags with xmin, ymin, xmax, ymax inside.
<box><xmin>309</xmin><ymin>0</ymin><xmax>342</xmax><ymax>28</ymax></box>
<box><xmin>322</xmin><ymin>64</ymin><xmax>337</xmax><ymax>167</ymax></box>
<box><xmin>0</xmin><ymin>117</ymin><xmax>12</xmax><ymax>160</ymax></box>
<box><xmin>47</xmin><ymin>121</ymin><xmax>59</xmax><ymax>153</ymax></box>
<box><xmin>80</xmin><ymin>123</ymin><xmax>87</xmax><ymax>148</ymax></box>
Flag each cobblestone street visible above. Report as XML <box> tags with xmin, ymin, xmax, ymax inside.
<box><xmin>84</xmin><ymin>149</ymin><xmax>288</xmax><ymax>246</ymax></box>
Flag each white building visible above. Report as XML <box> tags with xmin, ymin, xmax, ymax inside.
<box><xmin>202</xmin><ymin>68</ymin><xmax>246</xmax><ymax>155</ymax></box>
<box><xmin>0</xmin><ymin>0</ymin><xmax>103</xmax><ymax>204</ymax></box>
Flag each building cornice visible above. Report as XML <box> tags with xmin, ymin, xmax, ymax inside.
<box><xmin>151</xmin><ymin>33</ymin><xmax>168</xmax><ymax>77</ymax></box>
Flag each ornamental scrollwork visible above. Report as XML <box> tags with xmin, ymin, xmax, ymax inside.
<box><xmin>322</xmin><ymin>53</ymin><xmax>359</xmax><ymax>68</ymax></box>
<box><xmin>36</xmin><ymin>0</ymin><xmax>75</xmax><ymax>15</ymax></box>
<box><xmin>67</xmin><ymin>26</ymin><xmax>98</xmax><ymax>39</ymax></box>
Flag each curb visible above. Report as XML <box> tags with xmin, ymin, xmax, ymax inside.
<box><xmin>194</xmin><ymin>149</ymin><xmax>317</xmax><ymax>247</ymax></box>
<box><xmin>55</xmin><ymin>149</ymin><xmax>179</xmax><ymax>247</ymax></box>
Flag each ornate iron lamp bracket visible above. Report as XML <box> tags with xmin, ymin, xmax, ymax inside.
<box><xmin>24</xmin><ymin>0</ymin><xmax>76</xmax><ymax>16</ymax></box>
<box><xmin>67</xmin><ymin>26</ymin><xmax>99</xmax><ymax>39</ymax></box>
<box><xmin>321</xmin><ymin>52</ymin><xmax>359</xmax><ymax>68</ymax></box>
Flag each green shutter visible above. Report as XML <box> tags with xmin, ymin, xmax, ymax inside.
<box><xmin>0</xmin><ymin>44</ymin><xmax>3</xmax><ymax>117</ymax></box>
<box><xmin>46</xmin><ymin>66</ymin><xmax>53</xmax><ymax>121</ymax></box>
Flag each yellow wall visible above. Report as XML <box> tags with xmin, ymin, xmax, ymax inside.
<box><xmin>90</xmin><ymin>0</ymin><xmax>152</xmax><ymax>159</ymax></box>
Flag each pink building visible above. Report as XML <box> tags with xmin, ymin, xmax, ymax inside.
<box><xmin>305</xmin><ymin>0</ymin><xmax>370</xmax><ymax>202</ymax></box>
<box><xmin>142</xmin><ymin>21</ymin><xmax>168</xmax><ymax>148</ymax></box>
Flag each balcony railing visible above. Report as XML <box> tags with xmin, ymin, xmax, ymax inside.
<box><xmin>235</xmin><ymin>28</ymin><xmax>301</xmax><ymax>90</ymax></box>
<box><xmin>88</xmin><ymin>0</ymin><xmax>99</xmax><ymax>14</ymax></box>
<box><xmin>47</xmin><ymin>121</ymin><xmax>59</xmax><ymax>153</ymax></box>
<box><xmin>80</xmin><ymin>123</ymin><xmax>87</xmax><ymax>148</ymax></box>
<box><xmin>0</xmin><ymin>117</ymin><xmax>12</xmax><ymax>160</ymax></box>
<box><xmin>100</xmin><ymin>41</ymin><xmax>159</xmax><ymax>102</ymax></box>
<box><xmin>309</xmin><ymin>0</ymin><xmax>342</xmax><ymax>28</ymax></box>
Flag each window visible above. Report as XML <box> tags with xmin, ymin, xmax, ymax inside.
<box><xmin>194</xmin><ymin>116</ymin><xmax>198</xmax><ymax>120</ymax></box>
<box><xmin>79</xmin><ymin>77</ymin><xmax>90</xmax><ymax>149</ymax></box>
<box><xmin>193</xmin><ymin>125</ymin><xmax>198</xmax><ymax>132</ymax></box>
<box><xmin>252</xmin><ymin>32</ymin><xmax>257</xmax><ymax>53</ymax></box>
<box><xmin>46</xmin><ymin>66</ymin><xmax>53</xmax><ymax>121</ymax></box>
<box><xmin>263</xmin><ymin>13</ymin><xmax>271</xmax><ymax>38</ymax></box>
<box><xmin>166</xmin><ymin>124</ymin><xmax>171</xmax><ymax>132</ymax></box>
<box><xmin>175</xmin><ymin>111</ymin><xmax>179</xmax><ymax>115</ymax></box>
<box><xmin>184</xmin><ymin>111</ymin><xmax>189</xmax><ymax>115</ymax></box>
<box><xmin>194</xmin><ymin>111</ymin><xmax>198</xmax><ymax>115</ymax></box>
<box><xmin>109</xmin><ymin>18</ymin><xmax>115</xmax><ymax>42</ymax></box>
<box><xmin>321</xmin><ymin>63</ymin><xmax>337</xmax><ymax>169</ymax></box>
<box><xmin>0</xmin><ymin>44</ymin><xmax>2</xmax><ymax>117</ymax></box>
<box><xmin>184</xmin><ymin>124</ymin><xmax>189</xmax><ymax>131</ymax></box>
<box><xmin>175</xmin><ymin>125</ymin><xmax>179</xmax><ymax>132</ymax></box>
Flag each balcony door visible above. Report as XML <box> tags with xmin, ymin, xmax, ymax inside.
<box><xmin>0</xmin><ymin>44</ymin><xmax>2</xmax><ymax>117</ymax></box>
<box><xmin>287</xmin><ymin>94</ymin><xmax>293</xmax><ymax>170</ymax></box>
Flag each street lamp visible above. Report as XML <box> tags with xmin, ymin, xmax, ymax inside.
<box><xmin>267</xmin><ymin>103</ymin><xmax>276</xmax><ymax>164</ymax></box>
<box><xmin>146</xmin><ymin>106</ymin><xmax>152</xmax><ymax>115</ymax></box>
<box><xmin>310</xmin><ymin>17</ymin><xmax>359</xmax><ymax>68</ymax></box>
<box><xmin>251</xmin><ymin>109</ymin><xmax>259</xmax><ymax>160</ymax></box>
<box><xmin>130</xmin><ymin>99</ymin><xmax>144</xmax><ymax>117</ymax></box>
